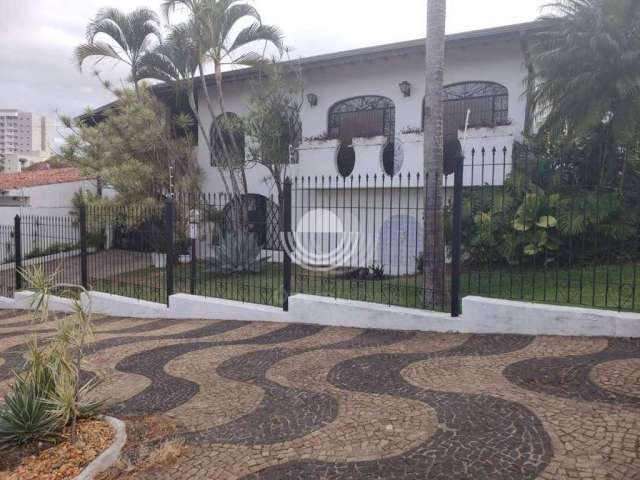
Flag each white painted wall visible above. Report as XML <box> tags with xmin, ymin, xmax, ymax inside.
<box><xmin>196</xmin><ymin>37</ymin><xmax>528</xmax><ymax>195</ymax></box>
<box><xmin>0</xmin><ymin>179</ymin><xmax>98</xmax><ymax>223</ymax></box>
<box><xmin>3</xmin><ymin>291</ymin><xmax>638</xmax><ymax>338</ymax></box>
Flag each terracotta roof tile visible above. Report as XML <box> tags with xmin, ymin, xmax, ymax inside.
<box><xmin>0</xmin><ymin>168</ymin><xmax>94</xmax><ymax>191</ymax></box>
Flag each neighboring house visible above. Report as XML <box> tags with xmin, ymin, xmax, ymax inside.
<box><xmin>0</xmin><ymin>109</ymin><xmax>55</xmax><ymax>172</ymax></box>
<box><xmin>0</xmin><ymin>167</ymin><xmax>99</xmax><ymax>264</ymax></box>
<box><xmin>0</xmin><ymin>167</ymin><xmax>96</xmax><ymax>211</ymax></box>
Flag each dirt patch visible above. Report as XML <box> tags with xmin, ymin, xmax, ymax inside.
<box><xmin>0</xmin><ymin>419</ymin><xmax>114</xmax><ymax>480</ymax></box>
<box><xmin>97</xmin><ymin>415</ymin><xmax>183</xmax><ymax>480</ymax></box>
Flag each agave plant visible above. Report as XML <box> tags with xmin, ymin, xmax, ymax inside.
<box><xmin>0</xmin><ymin>343</ymin><xmax>60</xmax><ymax>450</ymax></box>
<box><xmin>206</xmin><ymin>232</ymin><xmax>268</xmax><ymax>273</ymax></box>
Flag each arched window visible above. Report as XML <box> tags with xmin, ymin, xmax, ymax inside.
<box><xmin>210</xmin><ymin>113</ymin><xmax>245</xmax><ymax>166</ymax></box>
<box><xmin>441</xmin><ymin>82</ymin><xmax>509</xmax><ymax>138</ymax></box>
<box><xmin>328</xmin><ymin>96</ymin><xmax>396</xmax><ymax>177</ymax></box>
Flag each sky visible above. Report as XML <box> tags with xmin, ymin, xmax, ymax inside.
<box><xmin>0</xmin><ymin>0</ymin><xmax>547</xmax><ymax>136</ymax></box>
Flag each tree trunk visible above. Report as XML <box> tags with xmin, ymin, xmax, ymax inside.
<box><xmin>423</xmin><ymin>0</ymin><xmax>447</xmax><ymax>308</ymax></box>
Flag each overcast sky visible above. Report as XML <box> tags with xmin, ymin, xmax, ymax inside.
<box><xmin>0</xmin><ymin>0</ymin><xmax>547</xmax><ymax>128</ymax></box>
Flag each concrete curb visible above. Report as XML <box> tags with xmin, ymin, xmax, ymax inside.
<box><xmin>73</xmin><ymin>416</ymin><xmax>127</xmax><ymax>480</ymax></box>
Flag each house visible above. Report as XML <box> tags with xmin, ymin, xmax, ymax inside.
<box><xmin>0</xmin><ymin>167</ymin><xmax>99</xmax><ymax>264</ymax></box>
<box><xmin>188</xmin><ymin>22</ymin><xmax>538</xmax><ymax>191</ymax></box>
<box><xmin>189</xmin><ymin>22</ymin><xmax>538</xmax><ymax>273</ymax></box>
<box><xmin>0</xmin><ymin>167</ymin><xmax>97</xmax><ymax>211</ymax></box>
<box><xmin>87</xmin><ymin>22</ymin><xmax>541</xmax><ymax>274</ymax></box>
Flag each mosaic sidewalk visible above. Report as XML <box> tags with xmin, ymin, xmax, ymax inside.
<box><xmin>0</xmin><ymin>311</ymin><xmax>639</xmax><ymax>479</ymax></box>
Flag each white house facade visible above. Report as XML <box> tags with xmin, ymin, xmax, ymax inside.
<box><xmin>187</xmin><ymin>23</ymin><xmax>537</xmax><ymax>274</ymax></box>
<box><xmin>195</xmin><ymin>23</ymin><xmax>535</xmax><ymax>193</ymax></box>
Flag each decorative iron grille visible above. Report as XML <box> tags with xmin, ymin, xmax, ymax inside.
<box><xmin>440</xmin><ymin>82</ymin><xmax>509</xmax><ymax>137</ymax></box>
<box><xmin>328</xmin><ymin>96</ymin><xmax>396</xmax><ymax>140</ymax></box>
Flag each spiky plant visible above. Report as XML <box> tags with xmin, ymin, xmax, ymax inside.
<box><xmin>0</xmin><ymin>265</ymin><xmax>101</xmax><ymax>447</ymax></box>
<box><xmin>0</xmin><ymin>375</ymin><xmax>60</xmax><ymax>450</ymax></box>
<box><xmin>206</xmin><ymin>232</ymin><xmax>268</xmax><ymax>273</ymax></box>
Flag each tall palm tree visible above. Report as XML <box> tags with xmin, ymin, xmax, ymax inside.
<box><xmin>75</xmin><ymin>7</ymin><xmax>162</xmax><ymax>95</ymax></box>
<box><xmin>423</xmin><ymin>0</ymin><xmax>447</xmax><ymax>308</ymax></box>
<box><xmin>160</xmin><ymin>0</ymin><xmax>284</xmax><ymax>198</ymax></box>
<box><xmin>530</xmin><ymin>0</ymin><xmax>640</xmax><ymax>144</ymax></box>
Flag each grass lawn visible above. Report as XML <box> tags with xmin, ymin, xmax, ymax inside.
<box><xmin>91</xmin><ymin>261</ymin><xmax>640</xmax><ymax>313</ymax></box>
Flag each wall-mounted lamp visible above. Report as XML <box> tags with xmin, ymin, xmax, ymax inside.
<box><xmin>399</xmin><ymin>81</ymin><xmax>412</xmax><ymax>98</ymax></box>
<box><xmin>306</xmin><ymin>93</ymin><xmax>318</xmax><ymax>107</ymax></box>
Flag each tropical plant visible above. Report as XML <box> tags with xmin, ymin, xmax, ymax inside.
<box><xmin>154</xmin><ymin>0</ymin><xmax>285</xmax><ymax>200</ymax></box>
<box><xmin>0</xmin><ymin>265</ymin><xmax>103</xmax><ymax>449</ymax></box>
<box><xmin>529</xmin><ymin>0</ymin><xmax>640</xmax><ymax>144</ymax></box>
<box><xmin>75</xmin><ymin>7</ymin><xmax>162</xmax><ymax>95</ymax></box>
<box><xmin>139</xmin><ymin>23</ymin><xmax>199</xmax><ymax>83</ymax></box>
<box><xmin>460</xmin><ymin>140</ymin><xmax>640</xmax><ymax>267</ymax></box>
<box><xmin>422</xmin><ymin>0</ymin><xmax>447</xmax><ymax>305</ymax></box>
<box><xmin>206</xmin><ymin>232</ymin><xmax>268</xmax><ymax>273</ymax></box>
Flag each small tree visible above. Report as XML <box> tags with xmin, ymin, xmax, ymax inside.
<box><xmin>61</xmin><ymin>85</ymin><xmax>201</xmax><ymax>207</ymax></box>
<box><xmin>244</xmin><ymin>62</ymin><xmax>304</xmax><ymax>197</ymax></box>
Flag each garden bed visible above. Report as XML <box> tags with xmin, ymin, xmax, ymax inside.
<box><xmin>0</xmin><ymin>419</ymin><xmax>114</xmax><ymax>480</ymax></box>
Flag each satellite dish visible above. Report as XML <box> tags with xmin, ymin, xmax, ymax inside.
<box><xmin>443</xmin><ymin>139</ymin><xmax>463</xmax><ymax>175</ymax></box>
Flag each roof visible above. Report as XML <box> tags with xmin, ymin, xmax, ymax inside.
<box><xmin>81</xmin><ymin>21</ymin><xmax>543</xmax><ymax>121</ymax></box>
<box><xmin>159</xmin><ymin>21</ymin><xmax>542</xmax><ymax>92</ymax></box>
<box><xmin>0</xmin><ymin>168</ymin><xmax>94</xmax><ymax>192</ymax></box>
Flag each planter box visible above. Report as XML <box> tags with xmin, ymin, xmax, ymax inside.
<box><xmin>399</xmin><ymin>132</ymin><xmax>424</xmax><ymax>144</ymax></box>
<box><xmin>299</xmin><ymin>138</ymin><xmax>341</xmax><ymax>150</ymax></box>
<box><xmin>352</xmin><ymin>135</ymin><xmax>388</xmax><ymax>147</ymax></box>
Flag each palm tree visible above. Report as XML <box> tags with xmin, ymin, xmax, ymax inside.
<box><xmin>529</xmin><ymin>0</ymin><xmax>640</xmax><ymax>144</ymax></box>
<box><xmin>138</xmin><ymin>23</ymin><xmax>199</xmax><ymax>83</ymax></box>
<box><xmin>422</xmin><ymin>0</ymin><xmax>447</xmax><ymax>308</ymax></box>
<box><xmin>160</xmin><ymin>0</ymin><xmax>284</xmax><ymax>198</ymax></box>
<box><xmin>75</xmin><ymin>7</ymin><xmax>162</xmax><ymax>95</ymax></box>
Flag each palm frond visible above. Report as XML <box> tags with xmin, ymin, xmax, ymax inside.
<box><xmin>74</xmin><ymin>42</ymin><xmax>125</xmax><ymax>71</ymax></box>
<box><xmin>228</xmin><ymin>23</ymin><xmax>284</xmax><ymax>57</ymax></box>
<box><xmin>220</xmin><ymin>3</ymin><xmax>261</xmax><ymax>41</ymax></box>
<box><xmin>124</xmin><ymin>8</ymin><xmax>162</xmax><ymax>54</ymax></box>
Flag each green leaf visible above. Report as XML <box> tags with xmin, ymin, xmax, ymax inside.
<box><xmin>512</xmin><ymin>220</ymin><xmax>531</xmax><ymax>232</ymax></box>
<box><xmin>536</xmin><ymin>216</ymin><xmax>558</xmax><ymax>228</ymax></box>
<box><xmin>524</xmin><ymin>244</ymin><xmax>539</xmax><ymax>256</ymax></box>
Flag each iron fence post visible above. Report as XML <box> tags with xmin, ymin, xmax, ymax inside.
<box><xmin>79</xmin><ymin>204</ymin><xmax>88</xmax><ymax>289</ymax></box>
<box><xmin>165</xmin><ymin>197</ymin><xmax>175</xmax><ymax>305</ymax></box>
<box><xmin>190</xmin><ymin>237</ymin><xmax>197</xmax><ymax>295</ymax></box>
<box><xmin>14</xmin><ymin>215</ymin><xmax>22</xmax><ymax>291</ymax></box>
<box><xmin>450</xmin><ymin>156</ymin><xmax>464</xmax><ymax>317</ymax></box>
<box><xmin>282</xmin><ymin>178</ymin><xmax>292</xmax><ymax>311</ymax></box>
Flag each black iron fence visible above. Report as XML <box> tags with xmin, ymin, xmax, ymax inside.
<box><xmin>0</xmin><ymin>224</ymin><xmax>14</xmax><ymax>298</ymax></box>
<box><xmin>459</xmin><ymin>144</ymin><xmax>640</xmax><ymax>312</ymax></box>
<box><xmin>1</xmin><ymin>143</ymin><xmax>639</xmax><ymax>314</ymax></box>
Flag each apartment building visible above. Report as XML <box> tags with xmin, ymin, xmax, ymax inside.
<box><xmin>0</xmin><ymin>109</ymin><xmax>55</xmax><ymax>172</ymax></box>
